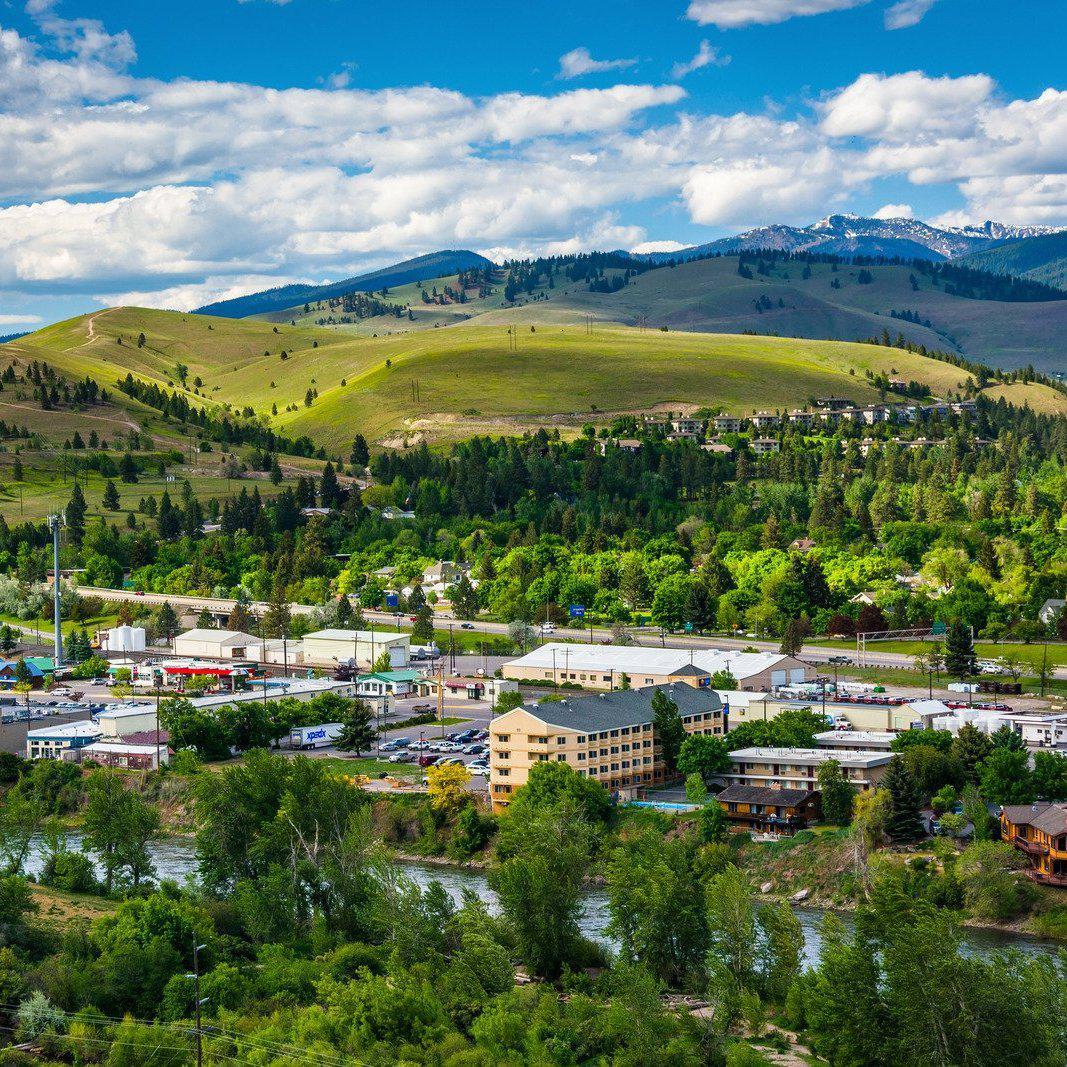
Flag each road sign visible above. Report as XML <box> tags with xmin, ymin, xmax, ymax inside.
<box><xmin>569</xmin><ymin>605</ymin><xmax>585</xmax><ymax>619</ymax></box>
<box><xmin>385</xmin><ymin>593</ymin><xmax>400</xmax><ymax>608</ymax></box>
<box><xmin>932</xmin><ymin>621</ymin><xmax>946</xmax><ymax>636</ymax></box>
<box><xmin>684</xmin><ymin>622</ymin><xmax>694</xmax><ymax>633</ymax></box>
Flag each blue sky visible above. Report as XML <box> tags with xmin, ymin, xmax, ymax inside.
<box><xmin>0</xmin><ymin>0</ymin><xmax>1064</xmax><ymax>326</ymax></box>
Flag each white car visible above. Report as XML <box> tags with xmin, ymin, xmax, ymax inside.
<box><xmin>467</xmin><ymin>761</ymin><xmax>490</xmax><ymax>775</ymax></box>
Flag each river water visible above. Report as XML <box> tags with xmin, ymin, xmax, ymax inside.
<box><xmin>24</xmin><ymin>834</ymin><xmax>1059</xmax><ymax>966</ymax></box>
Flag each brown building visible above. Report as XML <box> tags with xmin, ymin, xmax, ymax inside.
<box><xmin>488</xmin><ymin>684</ymin><xmax>725</xmax><ymax>812</ymax></box>
<box><xmin>715</xmin><ymin>784</ymin><xmax>821</xmax><ymax>833</ymax></box>
<box><xmin>1000</xmin><ymin>803</ymin><xmax>1067</xmax><ymax>887</ymax></box>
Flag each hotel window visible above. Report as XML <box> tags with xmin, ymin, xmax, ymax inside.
<box><xmin>557</xmin><ymin>754</ymin><xmax>567</xmax><ymax>761</ymax></box>
<box><xmin>611</xmin><ymin>763</ymin><xmax>619</xmax><ymax>771</ymax></box>
<box><xmin>621</xmin><ymin>743</ymin><xmax>630</xmax><ymax>753</ymax></box>
<box><xmin>610</xmin><ymin>730</ymin><xmax>619</xmax><ymax>737</ymax></box>
<box><xmin>577</xmin><ymin>752</ymin><xmax>586</xmax><ymax>761</ymax></box>
<box><xmin>579</xmin><ymin>674</ymin><xmax>586</xmax><ymax>680</ymax></box>
<box><xmin>644</xmin><ymin>678</ymin><xmax>653</xmax><ymax>685</ymax></box>
<box><xmin>557</xmin><ymin>736</ymin><xmax>566</xmax><ymax>744</ymax></box>
<box><xmin>498</xmin><ymin>768</ymin><xmax>510</xmax><ymax>777</ymax></box>
<box><xmin>622</xmin><ymin>760</ymin><xmax>630</xmax><ymax>769</ymax></box>
<box><xmin>497</xmin><ymin>734</ymin><xmax>510</xmax><ymax>742</ymax></box>
<box><xmin>577</xmin><ymin>736</ymin><xmax>586</xmax><ymax>743</ymax></box>
<box><xmin>610</xmin><ymin>746</ymin><xmax>619</xmax><ymax>755</ymax></box>
<box><xmin>621</xmin><ymin>727</ymin><xmax>630</xmax><ymax>735</ymax></box>
<box><xmin>497</xmin><ymin>751</ymin><xmax>510</xmax><ymax>760</ymax></box>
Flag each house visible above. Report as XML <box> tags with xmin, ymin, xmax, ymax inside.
<box><xmin>789</xmin><ymin>538</ymin><xmax>816</xmax><ymax>553</ymax></box>
<box><xmin>724</xmin><ymin>747</ymin><xmax>893</xmax><ymax>792</ymax></box>
<box><xmin>597</xmin><ymin>437</ymin><xmax>642</xmax><ymax>455</ymax></box>
<box><xmin>355</xmin><ymin>669</ymin><xmax>422</xmax><ymax>698</ymax></box>
<box><xmin>422</xmin><ymin>561</ymin><xmax>462</xmax><ymax>587</ymax></box>
<box><xmin>381</xmin><ymin>507</ymin><xmax>416</xmax><ymax>520</ymax></box>
<box><xmin>415</xmin><ymin>675</ymin><xmax>518</xmax><ymax>704</ymax></box>
<box><xmin>302</xmin><ymin>629</ymin><xmax>410</xmax><ymax>669</ymax></box>
<box><xmin>815</xmin><ymin>396</ymin><xmax>851</xmax><ymax>411</ymax></box>
<box><xmin>300</xmin><ymin>506</ymin><xmax>332</xmax><ymax>518</ymax></box>
<box><xmin>715</xmin><ymin>784</ymin><xmax>821</xmax><ymax>834</ymax></box>
<box><xmin>849</xmin><ymin>591</ymin><xmax>879</xmax><ymax>606</ymax></box>
<box><xmin>1039</xmin><ymin>599</ymin><xmax>1065</xmax><ymax>625</ymax></box>
<box><xmin>750</xmin><ymin>438</ymin><xmax>780</xmax><ymax>456</ymax></box>
<box><xmin>488</xmin><ymin>684</ymin><xmax>726</xmax><ymax>811</ymax></box>
<box><xmin>670</xmin><ymin>417</ymin><xmax>706</xmax><ymax>437</ymax></box>
<box><xmin>701</xmin><ymin>442</ymin><xmax>734</xmax><ymax>456</ymax></box>
<box><xmin>25</xmin><ymin>719</ymin><xmax>102</xmax><ymax>760</ymax></box>
<box><xmin>750</xmin><ymin>411</ymin><xmax>781</xmax><ymax>430</ymax></box>
<box><xmin>713</xmin><ymin>415</ymin><xmax>743</xmax><ymax>433</ymax></box>
<box><xmin>787</xmin><ymin>410</ymin><xmax>815</xmax><ymax>429</ymax></box>
<box><xmin>1003</xmin><ymin>714</ymin><xmax>1067</xmax><ymax>751</ymax></box>
<box><xmin>503</xmin><ymin>643</ymin><xmax>813</xmax><ymax>692</ymax></box>
<box><xmin>1000</xmin><ymin>803</ymin><xmax>1067</xmax><ymax>886</ymax></box>
<box><xmin>173</xmin><ymin>629</ymin><xmax>263</xmax><ymax>660</ymax></box>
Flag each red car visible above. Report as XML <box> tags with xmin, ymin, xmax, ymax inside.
<box><xmin>418</xmin><ymin>754</ymin><xmax>441</xmax><ymax>767</ymax></box>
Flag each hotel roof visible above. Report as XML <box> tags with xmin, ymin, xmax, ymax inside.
<box><xmin>518</xmin><ymin>684</ymin><xmax>723</xmax><ymax>734</ymax></box>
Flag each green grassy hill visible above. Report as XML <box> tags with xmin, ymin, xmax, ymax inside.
<box><xmin>3</xmin><ymin>305</ymin><xmax>991</xmax><ymax>450</ymax></box>
<box><xmin>957</xmin><ymin>231</ymin><xmax>1067</xmax><ymax>291</ymax></box>
<box><xmin>262</xmin><ymin>254</ymin><xmax>1067</xmax><ymax>374</ymax></box>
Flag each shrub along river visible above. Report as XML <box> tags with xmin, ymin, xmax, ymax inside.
<box><xmin>23</xmin><ymin>834</ymin><xmax>1059</xmax><ymax>966</ymax></box>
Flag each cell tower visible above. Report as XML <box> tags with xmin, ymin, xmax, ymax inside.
<box><xmin>47</xmin><ymin>514</ymin><xmax>64</xmax><ymax>666</ymax></box>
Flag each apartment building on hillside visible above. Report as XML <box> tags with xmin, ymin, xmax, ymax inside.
<box><xmin>488</xmin><ymin>684</ymin><xmax>725</xmax><ymax>811</ymax></box>
<box><xmin>724</xmin><ymin>747</ymin><xmax>893</xmax><ymax>792</ymax></box>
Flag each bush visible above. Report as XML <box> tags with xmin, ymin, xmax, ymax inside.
<box><xmin>40</xmin><ymin>850</ymin><xmax>99</xmax><ymax>895</ymax></box>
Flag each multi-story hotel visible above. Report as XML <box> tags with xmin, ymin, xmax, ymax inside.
<box><xmin>488</xmin><ymin>684</ymin><xmax>725</xmax><ymax>811</ymax></box>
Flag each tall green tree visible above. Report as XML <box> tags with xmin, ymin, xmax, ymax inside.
<box><xmin>817</xmin><ymin>758</ymin><xmax>856</xmax><ymax>826</ymax></box>
<box><xmin>65</xmin><ymin>483</ymin><xmax>87</xmax><ymax>545</ymax></box>
<box><xmin>651</xmin><ymin>689</ymin><xmax>685</xmax><ymax>775</ymax></box>
<box><xmin>944</xmin><ymin>621</ymin><xmax>976</xmax><ymax>678</ymax></box>
<box><xmin>882</xmin><ymin>757</ymin><xmax>924</xmax><ymax>843</ymax></box>
<box><xmin>335</xmin><ymin>699</ymin><xmax>376</xmax><ymax>757</ymax></box>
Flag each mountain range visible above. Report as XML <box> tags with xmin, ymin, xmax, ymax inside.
<box><xmin>638</xmin><ymin>214</ymin><xmax>1063</xmax><ymax>265</ymax></box>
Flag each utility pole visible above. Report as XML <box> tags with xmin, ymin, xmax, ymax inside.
<box><xmin>189</xmin><ymin>941</ymin><xmax>208</xmax><ymax>1067</ymax></box>
<box><xmin>47</xmin><ymin>514</ymin><xmax>64</xmax><ymax>666</ymax></box>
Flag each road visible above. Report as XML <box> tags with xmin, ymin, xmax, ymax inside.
<box><xmin>76</xmin><ymin>586</ymin><xmax>1066</xmax><ymax>679</ymax></box>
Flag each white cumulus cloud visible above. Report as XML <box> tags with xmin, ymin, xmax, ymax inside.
<box><xmin>686</xmin><ymin>0</ymin><xmax>868</xmax><ymax>29</ymax></box>
<box><xmin>557</xmin><ymin>47</ymin><xmax>637</xmax><ymax>79</ymax></box>
<box><xmin>671</xmin><ymin>40</ymin><xmax>731</xmax><ymax>80</ymax></box>
<box><xmin>884</xmin><ymin>0</ymin><xmax>940</xmax><ymax>29</ymax></box>
<box><xmin>872</xmin><ymin>203</ymin><xmax>914</xmax><ymax>218</ymax></box>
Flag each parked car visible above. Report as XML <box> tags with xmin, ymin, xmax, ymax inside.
<box><xmin>467</xmin><ymin>761</ymin><xmax>490</xmax><ymax>775</ymax></box>
<box><xmin>827</xmin><ymin>655</ymin><xmax>853</xmax><ymax>665</ymax></box>
<box><xmin>411</xmin><ymin>703</ymin><xmax>434</xmax><ymax>713</ymax></box>
<box><xmin>463</xmin><ymin>743</ymin><xmax>486</xmax><ymax>755</ymax></box>
<box><xmin>388</xmin><ymin>752</ymin><xmax>414</xmax><ymax>763</ymax></box>
<box><xmin>408</xmin><ymin>740</ymin><xmax>431</xmax><ymax>751</ymax></box>
<box><xmin>417</xmin><ymin>754</ymin><xmax>441</xmax><ymax>767</ymax></box>
<box><xmin>460</xmin><ymin>622</ymin><xmax>475</xmax><ymax>630</ymax></box>
<box><xmin>437</xmin><ymin>756</ymin><xmax>464</xmax><ymax>766</ymax></box>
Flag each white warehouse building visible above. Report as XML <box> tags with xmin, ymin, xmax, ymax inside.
<box><xmin>503</xmin><ymin>643</ymin><xmax>812</xmax><ymax>692</ymax></box>
<box><xmin>301</xmin><ymin>629</ymin><xmax>410</xmax><ymax>670</ymax></box>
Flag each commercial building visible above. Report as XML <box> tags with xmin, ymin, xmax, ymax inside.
<box><xmin>302</xmin><ymin>629</ymin><xmax>410</xmax><ymax>669</ymax></box>
<box><xmin>724</xmin><ymin>747</ymin><xmax>893</xmax><ymax>792</ymax></box>
<box><xmin>1000</xmin><ymin>803</ymin><xmax>1067</xmax><ymax>887</ymax></box>
<box><xmin>25</xmin><ymin>719</ymin><xmax>102</xmax><ymax>760</ymax></box>
<box><xmin>173</xmin><ymin>629</ymin><xmax>263</xmax><ymax>660</ymax></box>
<box><xmin>503</xmin><ymin>644</ymin><xmax>812</xmax><ymax>692</ymax></box>
<box><xmin>728</xmin><ymin>694</ymin><xmax>922</xmax><ymax>732</ymax></box>
<box><xmin>488</xmin><ymin>684</ymin><xmax>725</xmax><ymax>811</ymax></box>
<box><xmin>814</xmin><ymin>730</ymin><xmax>895</xmax><ymax>752</ymax></box>
<box><xmin>81</xmin><ymin>741</ymin><xmax>170</xmax><ymax>770</ymax></box>
<box><xmin>355</xmin><ymin>670</ymin><xmax>422</xmax><ymax>698</ymax></box>
<box><xmin>415</xmin><ymin>676</ymin><xmax>519</xmax><ymax>704</ymax></box>
<box><xmin>715</xmin><ymin>784</ymin><xmax>821</xmax><ymax>834</ymax></box>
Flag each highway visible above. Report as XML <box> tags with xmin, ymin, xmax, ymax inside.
<box><xmin>76</xmin><ymin>585</ymin><xmax>933</xmax><ymax>672</ymax></box>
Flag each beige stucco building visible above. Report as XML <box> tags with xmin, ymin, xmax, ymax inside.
<box><xmin>503</xmin><ymin>644</ymin><xmax>812</xmax><ymax>692</ymax></box>
<box><xmin>301</xmin><ymin>629</ymin><xmax>410</xmax><ymax>669</ymax></box>
<box><xmin>724</xmin><ymin>746</ymin><xmax>893</xmax><ymax>793</ymax></box>
<box><xmin>488</xmin><ymin>684</ymin><xmax>725</xmax><ymax>812</ymax></box>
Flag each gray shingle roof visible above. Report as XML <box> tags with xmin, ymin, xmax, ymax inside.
<box><xmin>526</xmin><ymin>684</ymin><xmax>723</xmax><ymax>734</ymax></box>
<box><xmin>716</xmin><ymin>784</ymin><xmax>816</xmax><ymax>808</ymax></box>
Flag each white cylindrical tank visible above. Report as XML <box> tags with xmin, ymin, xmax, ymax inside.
<box><xmin>104</xmin><ymin>625</ymin><xmax>147</xmax><ymax>653</ymax></box>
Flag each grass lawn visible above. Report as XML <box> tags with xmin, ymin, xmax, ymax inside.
<box><xmin>810</xmin><ymin>637</ymin><xmax>1067</xmax><ymax>669</ymax></box>
<box><xmin>30</xmin><ymin>883</ymin><xmax>117</xmax><ymax>927</ymax></box>
<box><xmin>839</xmin><ymin>664</ymin><xmax>1067</xmax><ymax>699</ymax></box>
<box><xmin>0</xmin><ymin>608</ymin><xmax>121</xmax><ymax>642</ymax></box>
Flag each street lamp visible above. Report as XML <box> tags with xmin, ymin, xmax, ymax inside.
<box><xmin>186</xmin><ymin>942</ymin><xmax>209</xmax><ymax>1067</ymax></box>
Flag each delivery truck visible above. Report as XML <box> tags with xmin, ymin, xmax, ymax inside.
<box><xmin>289</xmin><ymin>723</ymin><xmax>343</xmax><ymax>749</ymax></box>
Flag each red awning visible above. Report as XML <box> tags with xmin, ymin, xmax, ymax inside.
<box><xmin>164</xmin><ymin>666</ymin><xmax>235</xmax><ymax>677</ymax></box>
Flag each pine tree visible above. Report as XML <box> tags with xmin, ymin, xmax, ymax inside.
<box><xmin>102</xmin><ymin>480</ymin><xmax>120</xmax><ymax>511</ymax></box>
<box><xmin>119</xmin><ymin>452</ymin><xmax>138</xmax><ymax>483</ymax></box>
<box><xmin>319</xmin><ymin>462</ymin><xmax>340</xmax><ymax>507</ymax></box>
<box><xmin>335</xmin><ymin>699</ymin><xmax>376</xmax><ymax>756</ymax></box>
<box><xmin>155</xmin><ymin>602</ymin><xmax>179</xmax><ymax>642</ymax></box>
<box><xmin>883</xmin><ymin>757</ymin><xmax>924</xmax><ymax>842</ymax></box>
<box><xmin>269</xmin><ymin>456</ymin><xmax>283</xmax><ymax>485</ymax></box>
<box><xmin>652</xmin><ymin>689</ymin><xmax>685</xmax><ymax>774</ymax></box>
<box><xmin>335</xmin><ymin>595</ymin><xmax>353</xmax><ymax>626</ymax></box>
<box><xmin>65</xmin><ymin>483</ymin><xmax>87</xmax><ymax>546</ymax></box>
<box><xmin>411</xmin><ymin>602</ymin><xmax>434</xmax><ymax>644</ymax></box>
<box><xmin>350</xmin><ymin>434</ymin><xmax>370</xmax><ymax>469</ymax></box>
<box><xmin>944</xmin><ymin>621</ymin><xmax>976</xmax><ymax>678</ymax></box>
<box><xmin>226</xmin><ymin>601</ymin><xmax>254</xmax><ymax>634</ymax></box>
<box><xmin>950</xmin><ymin>722</ymin><xmax>991</xmax><ymax>783</ymax></box>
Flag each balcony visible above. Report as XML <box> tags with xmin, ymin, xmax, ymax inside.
<box><xmin>1026</xmin><ymin>870</ymin><xmax>1067</xmax><ymax>888</ymax></box>
<box><xmin>1014</xmin><ymin>838</ymin><xmax>1048</xmax><ymax>857</ymax></box>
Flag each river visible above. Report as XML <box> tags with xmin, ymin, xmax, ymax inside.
<box><xmin>23</xmin><ymin>834</ymin><xmax>1059</xmax><ymax>966</ymax></box>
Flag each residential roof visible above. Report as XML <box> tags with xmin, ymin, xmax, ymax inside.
<box><xmin>303</xmin><ymin>629</ymin><xmax>409</xmax><ymax>643</ymax></box>
<box><xmin>0</xmin><ymin>659</ymin><xmax>45</xmax><ymax>677</ymax></box>
<box><xmin>814</xmin><ymin>730</ymin><xmax>895</xmax><ymax>749</ymax></box>
<box><xmin>519</xmin><ymin>684</ymin><xmax>723</xmax><ymax>734</ymax></box>
<box><xmin>176</xmin><ymin>629</ymin><xmax>261</xmax><ymax>645</ymax></box>
<box><xmin>729</xmin><ymin>747</ymin><xmax>894</xmax><ymax>768</ymax></box>
<box><xmin>716</xmin><ymin>784</ymin><xmax>816</xmax><ymax>807</ymax></box>
<box><xmin>506</xmin><ymin>642</ymin><xmax>799</xmax><ymax>681</ymax></box>
<box><xmin>1003</xmin><ymin>802</ymin><xmax>1067</xmax><ymax>836</ymax></box>
<box><xmin>85</xmin><ymin>742</ymin><xmax>167</xmax><ymax>757</ymax></box>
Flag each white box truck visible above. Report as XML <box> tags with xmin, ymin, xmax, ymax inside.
<box><xmin>289</xmin><ymin>723</ymin><xmax>344</xmax><ymax>749</ymax></box>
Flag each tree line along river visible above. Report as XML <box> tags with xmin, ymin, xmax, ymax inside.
<box><xmin>21</xmin><ymin>833</ymin><xmax>1061</xmax><ymax>966</ymax></box>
